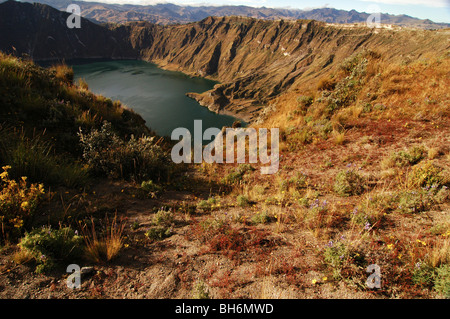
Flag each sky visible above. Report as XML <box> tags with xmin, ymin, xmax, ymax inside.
<box><xmin>83</xmin><ymin>0</ymin><xmax>450</xmax><ymax>23</ymax></box>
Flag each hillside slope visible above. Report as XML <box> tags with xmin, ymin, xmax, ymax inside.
<box><xmin>0</xmin><ymin>0</ymin><xmax>137</xmax><ymax>60</ymax></box>
<box><xmin>117</xmin><ymin>17</ymin><xmax>450</xmax><ymax>122</ymax></box>
<box><xmin>0</xmin><ymin>1</ymin><xmax>449</xmax><ymax>301</ymax></box>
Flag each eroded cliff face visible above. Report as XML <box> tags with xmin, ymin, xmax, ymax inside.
<box><xmin>116</xmin><ymin>17</ymin><xmax>357</xmax><ymax>121</ymax></box>
<box><xmin>118</xmin><ymin>16</ymin><xmax>450</xmax><ymax>122</ymax></box>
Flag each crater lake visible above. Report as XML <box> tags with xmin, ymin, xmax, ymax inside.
<box><xmin>71</xmin><ymin>59</ymin><xmax>240</xmax><ymax>139</ymax></box>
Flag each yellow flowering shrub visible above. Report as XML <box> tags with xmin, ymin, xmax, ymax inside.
<box><xmin>407</xmin><ymin>161</ymin><xmax>443</xmax><ymax>188</ymax></box>
<box><xmin>0</xmin><ymin>166</ymin><xmax>45</xmax><ymax>241</ymax></box>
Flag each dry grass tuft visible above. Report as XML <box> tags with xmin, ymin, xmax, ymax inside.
<box><xmin>80</xmin><ymin>215</ymin><xmax>126</xmax><ymax>264</ymax></box>
<box><xmin>50</xmin><ymin>63</ymin><xmax>74</xmax><ymax>85</ymax></box>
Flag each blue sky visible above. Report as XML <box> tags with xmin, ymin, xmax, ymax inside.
<box><xmin>86</xmin><ymin>0</ymin><xmax>450</xmax><ymax>23</ymax></box>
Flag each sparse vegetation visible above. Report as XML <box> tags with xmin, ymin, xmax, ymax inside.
<box><xmin>0</xmin><ymin>165</ymin><xmax>46</xmax><ymax>242</ymax></box>
<box><xmin>0</xmin><ymin>27</ymin><xmax>449</xmax><ymax>300</ymax></box>
<box><xmin>333</xmin><ymin>169</ymin><xmax>366</xmax><ymax>196</ymax></box>
<box><xmin>192</xmin><ymin>280</ymin><xmax>210</xmax><ymax>299</ymax></box>
<box><xmin>18</xmin><ymin>226</ymin><xmax>83</xmax><ymax>273</ymax></box>
<box><xmin>80</xmin><ymin>215</ymin><xmax>126</xmax><ymax>264</ymax></box>
<box><xmin>79</xmin><ymin>121</ymin><xmax>171</xmax><ymax>182</ymax></box>
<box><xmin>145</xmin><ymin>226</ymin><xmax>173</xmax><ymax>241</ymax></box>
<box><xmin>152</xmin><ymin>209</ymin><xmax>174</xmax><ymax>227</ymax></box>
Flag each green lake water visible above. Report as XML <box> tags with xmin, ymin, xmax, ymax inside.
<box><xmin>71</xmin><ymin>59</ymin><xmax>240</xmax><ymax>139</ymax></box>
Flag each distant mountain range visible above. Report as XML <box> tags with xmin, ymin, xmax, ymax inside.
<box><xmin>10</xmin><ymin>0</ymin><xmax>450</xmax><ymax>29</ymax></box>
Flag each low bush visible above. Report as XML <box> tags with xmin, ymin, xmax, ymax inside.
<box><xmin>396</xmin><ymin>189</ymin><xmax>430</xmax><ymax>214</ymax></box>
<box><xmin>18</xmin><ymin>226</ymin><xmax>83</xmax><ymax>273</ymax></box>
<box><xmin>407</xmin><ymin>161</ymin><xmax>443</xmax><ymax>188</ymax></box>
<box><xmin>412</xmin><ymin>263</ymin><xmax>450</xmax><ymax>298</ymax></box>
<box><xmin>322</xmin><ymin>239</ymin><xmax>365</xmax><ymax>280</ymax></box>
<box><xmin>141</xmin><ymin>180</ymin><xmax>162</xmax><ymax>193</ymax></box>
<box><xmin>236</xmin><ymin>195</ymin><xmax>250</xmax><ymax>207</ymax></box>
<box><xmin>297</xmin><ymin>95</ymin><xmax>314</xmax><ymax>114</ymax></box>
<box><xmin>152</xmin><ymin>209</ymin><xmax>174</xmax><ymax>227</ymax></box>
<box><xmin>221</xmin><ymin>164</ymin><xmax>254</xmax><ymax>185</ymax></box>
<box><xmin>145</xmin><ymin>226</ymin><xmax>173</xmax><ymax>241</ymax></box>
<box><xmin>434</xmin><ymin>264</ymin><xmax>450</xmax><ymax>298</ymax></box>
<box><xmin>79</xmin><ymin>121</ymin><xmax>171</xmax><ymax>182</ymax></box>
<box><xmin>0</xmin><ymin>166</ymin><xmax>46</xmax><ymax>242</ymax></box>
<box><xmin>390</xmin><ymin>146</ymin><xmax>426</xmax><ymax>167</ymax></box>
<box><xmin>251</xmin><ymin>211</ymin><xmax>272</xmax><ymax>225</ymax></box>
<box><xmin>196</xmin><ymin>197</ymin><xmax>219</xmax><ymax>212</ymax></box>
<box><xmin>333</xmin><ymin>169</ymin><xmax>366</xmax><ymax>196</ymax></box>
<box><xmin>192</xmin><ymin>280</ymin><xmax>210</xmax><ymax>299</ymax></box>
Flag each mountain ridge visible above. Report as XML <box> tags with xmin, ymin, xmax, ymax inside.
<box><xmin>13</xmin><ymin>0</ymin><xmax>450</xmax><ymax>29</ymax></box>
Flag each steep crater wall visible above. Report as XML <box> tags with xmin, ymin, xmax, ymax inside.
<box><xmin>2</xmin><ymin>1</ymin><xmax>449</xmax><ymax>123</ymax></box>
<box><xmin>118</xmin><ymin>16</ymin><xmax>450</xmax><ymax>122</ymax></box>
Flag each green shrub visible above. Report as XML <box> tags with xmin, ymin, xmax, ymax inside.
<box><xmin>313</xmin><ymin>119</ymin><xmax>333</xmax><ymax>140</ymax></box>
<box><xmin>396</xmin><ymin>185</ymin><xmax>448</xmax><ymax>214</ymax></box>
<box><xmin>360</xmin><ymin>192</ymin><xmax>397</xmax><ymax>216</ymax></box>
<box><xmin>251</xmin><ymin>211</ymin><xmax>272</xmax><ymax>224</ymax></box>
<box><xmin>196</xmin><ymin>200</ymin><xmax>210</xmax><ymax>212</ymax></box>
<box><xmin>407</xmin><ymin>161</ymin><xmax>443</xmax><ymax>188</ymax></box>
<box><xmin>390</xmin><ymin>146</ymin><xmax>426</xmax><ymax>167</ymax></box>
<box><xmin>333</xmin><ymin>169</ymin><xmax>366</xmax><ymax>196</ymax></box>
<box><xmin>412</xmin><ymin>262</ymin><xmax>436</xmax><ymax>288</ymax></box>
<box><xmin>323</xmin><ymin>239</ymin><xmax>365</xmax><ymax>280</ymax></box>
<box><xmin>298</xmin><ymin>95</ymin><xmax>314</xmax><ymax>107</ymax></box>
<box><xmin>79</xmin><ymin>121</ymin><xmax>170</xmax><ymax>182</ymax></box>
<box><xmin>192</xmin><ymin>280</ymin><xmax>210</xmax><ymax>299</ymax></box>
<box><xmin>291</xmin><ymin>127</ymin><xmax>313</xmax><ymax>145</ymax></box>
<box><xmin>323</xmin><ymin>241</ymin><xmax>348</xmax><ymax>270</ymax></box>
<box><xmin>18</xmin><ymin>226</ymin><xmax>83</xmax><ymax>273</ymax></box>
<box><xmin>141</xmin><ymin>180</ymin><xmax>162</xmax><ymax>193</ymax></box>
<box><xmin>196</xmin><ymin>197</ymin><xmax>218</xmax><ymax>212</ymax></box>
<box><xmin>297</xmin><ymin>95</ymin><xmax>314</xmax><ymax>114</ymax></box>
<box><xmin>222</xmin><ymin>170</ymin><xmax>242</xmax><ymax>184</ymax></box>
<box><xmin>236</xmin><ymin>195</ymin><xmax>250</xmax><ymax>207</ymax></box>
<box><xmin>152</xmin><ymin>209</ymin><xmax>174</xmax><ymax>226</ymax></box>
<box><xmin>412</xmin><ymin>263</ymin><xmax>450</xmax><ymax>297</ymax></box>
<box><xmin>145</xmin><ymin>226</ymin><xmax>173</xmax><ymax>241</ymax></box>
<box><xmin>199</xmin><ymin>217</ymin><xmax>225</xmax><ymax>233</ymax></box>
<box><xmin>434</xmin><ymin>186</ymin><xmax>449</xmax><ymax>204</ymax></box>
<box><xmin>222</xmin><ymin>164</ymin><xmax>254</xmax><ymax>185</ymax></box>
<box><xmin>396</xmin><ymin>189</ymin><xmax>429</xmax><ymax>214</ymax></box>
<box><xmin>434</xmin><ymin>264</ymin><xmax>450</xmax><ymax>298</ymax></box>
<box><xmin>236</xmin><ymin>164</ymin><xmax>255</xmax><ymax>175</ymax></box>
<box><xmin>322</xmin><ymin>52</ymin><xmax>369</xmax><ymax>114</ymax></box>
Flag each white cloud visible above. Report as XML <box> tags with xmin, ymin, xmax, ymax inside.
<box><xmin>359</xmin><ymin>0</ymin><xmax>449</xmax><ymax>8</ymax></box>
